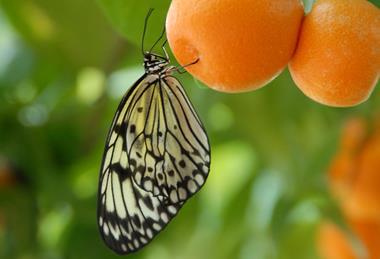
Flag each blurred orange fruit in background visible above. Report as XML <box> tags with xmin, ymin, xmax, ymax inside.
<box><xmin>166</xmin><ymin>0</ymin><xmax>304</xmax><ymax>93</ymax></box>
<box><xmin>328</xmin><ymin>118</ymin><xmax>367</xmax><ymax>201</ymax></box>
<box><xmin>321</xmin><ymin>116</ymin><xmax>380</xmax><ymax>258</ymax></box>
<box><xmin>344</xmin><ymin>130</ymin><xmax>380</xmax><ymax>221</ymax></box>
<box><xmin>349</xmin><ymin>219</ymin><xmax>380</xmax><ymax>259</ymax></box>
<box><xmin>289</xmin><ymin>0</ymin><xmax>380</xmax><ymax>107</ymax></box>
<box><xmin>317</xmin><ymin>220</ymin><xmax>380</xmax><ymax>259</ymax></box>
<box><xmin>329</xmin><ymin>118</ymin><xmax>380</xmax><ymax>221</ymax></box>
<box><xmin>317</xmin><ymin>221</ymin><xmax>356</xmax><ymax>259</ymax></box>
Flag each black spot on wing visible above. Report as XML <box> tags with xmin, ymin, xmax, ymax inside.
<box><xmin>179</xmin><ymin>160</ymin><xmax>186</xmax><ymax>168</ymax></box>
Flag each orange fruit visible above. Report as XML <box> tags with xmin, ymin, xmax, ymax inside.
<box><xmin>317</xmin><ymin>220</ymin><xmax>380</xmax><ymax>259</ymax></box>
<box><xmin>328</xmin><ymin>118</ymin><xmax>367</xmax><ymax>200</ymax></box>
<box><xmin>328</xmin><ymin>117</ymin><xmax>380</xmax><ymax>221</ymax></box>
<box><xmin>166</xmin><ymin>0</ymin><xmax>304</xmax><ymax>93</ymax></box>
<box><xmin>328</xmin><ymin>152</ymin><xmax>357</xmax><ymax>201</ymax></box>
<box><xmin>323</xmin><ymin>117</ymin><xmax>380</xmax><ymax>258</ymax></box>
<box><xmin>317</xmin><ymin>221</ymin><xmax>356</xmax><ymax>259</ymax></box>
<box><xmin>289</xmin><ymin>0</ymin><xmax>380</xmax><ymax>107</ymax></box>
<box><xmin>349</xmin><ymin>219</ymin><xmax>380</xmax><ymax>259</ymax></box>
<box><xmin>339</xmin><ymin>118</ymin><xmax>367</xmax><ymax>152</ymax></box>
<box><xmin>343</xmin><ymin>131</ymin><xmax>380</xmax><ymax>221</ymax></box>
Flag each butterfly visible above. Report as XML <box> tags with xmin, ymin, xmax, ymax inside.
<box><xmin>97</xmin><ymin>9</ymin><xmax>211</xmax><ymax>255</ymax></box>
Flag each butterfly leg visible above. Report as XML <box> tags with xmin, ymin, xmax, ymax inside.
<box><xmin>170</xmin><ymin>58</ymin><xmax>200</xmax><ymax>74</ymax></box>
<box><xmin>161</xmin><ymin>40</ymin><xmax>170</xmax><ymax>61</ymax></box>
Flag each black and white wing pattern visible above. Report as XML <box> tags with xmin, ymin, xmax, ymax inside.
<box><xmin>97</xmin><ymin>73</ymin><xmax>210</xmax><ymax>254</ymax></box>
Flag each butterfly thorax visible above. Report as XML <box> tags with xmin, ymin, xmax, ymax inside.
<box><xmin>144</xmin><ymin>52</ymin><xmax>170</xmax><ymax>74</ymax></box>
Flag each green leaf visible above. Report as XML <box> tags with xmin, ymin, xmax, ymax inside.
<box><xmin>96</xmin><ymin>0</ymin><xmax>171</xmax><ymax>48</ymax></box>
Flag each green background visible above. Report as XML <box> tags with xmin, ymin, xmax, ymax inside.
<box><xmin>0</xmin><ymin>0</ymin><xmax>379</xmax><ymax>258</ymax></box>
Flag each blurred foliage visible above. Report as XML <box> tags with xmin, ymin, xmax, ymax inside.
<box><xmin>0</xmin><ymin>0</ymin><xmax>379</xmax><ymax>259</ymax></box>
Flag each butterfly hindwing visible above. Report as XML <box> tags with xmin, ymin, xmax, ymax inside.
<box><xmin>159</xmin><ymin>76</ymin><xmax>210</xmax><ymax>200</ymax></box>
<box><xmin>98</xmin><ymin>73</ymin><xmax>210</xmax><ymax>254</ymax></box>
<box><xmin>128</xmin><ymin>76</ymin><xmax>210</xmax><ymax>201</ymax></box>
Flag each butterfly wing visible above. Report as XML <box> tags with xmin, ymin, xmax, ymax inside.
<box><xmin>97</xmin><ymin>74</ymin><xmax>210</xmax><ymax>254</ymax></box>
<box><xmin>128</xmin><ymin>75</ymin><xmax>211</xmax><ymax>202</ymax></box>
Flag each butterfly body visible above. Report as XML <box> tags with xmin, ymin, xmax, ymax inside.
<box><xmin>97</xmin><ymin>51</ymin><xmax>210</xmax><ymax>254</ymax></box>
<box><xmin>143</xmin><ymin>52</ymin><xmax>172</xmax><ymax>74</ymax></box>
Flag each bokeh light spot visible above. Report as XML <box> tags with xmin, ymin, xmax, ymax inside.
<box><xmin>18</xmin><ymin>104</ymin><xmax>48</xmax><ymax>127</ymax></box>
<box><xmin>38</xmin><ymin>204</ymin><xmax>73</xmax><ymax>249</ymax></box>
<box><xmin>76</xmin><ymin>67</ymin><xmax>105</xmax><ymax>104</ymax></box>
<box><xmin>107</xmin><ymin>67</ymin><xmax>143</xmax><ymax>99</ymax></box>
<box><xmin>208</xmin><ymin>102</ymin><xmax>234</xmax><ymax>131</ymax></box>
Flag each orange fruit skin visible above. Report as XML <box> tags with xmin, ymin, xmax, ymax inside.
<box><xmin>289</xmin><ymin>0</ymin><xmax>380</xmax><ymax>107</ymax></box>
<box><xmin>317</xmin><ymin>221</ymin><xmax>356</xmax><ymax>259</ymax></box>
<box><xmin>166</xmin><ymin>0</ymin><xmax>304</xmax><ymax>93</ymax></box>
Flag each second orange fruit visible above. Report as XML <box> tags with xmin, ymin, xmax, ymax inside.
<box><xmin>166</xmin><ymin>0</ymin><xmax>304</xmax><ymax>93</ymax></box>
<box><xmin>289</xmin><ymin>0</ymin><xmax>380</xmax><ymax>107</ymax></box>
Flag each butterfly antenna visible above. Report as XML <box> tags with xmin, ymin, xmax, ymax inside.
<box><xmin>150</xmin><ymin>25</ymin><xmax>166</xmax><ymax>54</ymax></box>
<box><xmin>142</xmin><ymin>8</ymin><xmax>154</xmax><ymax>56</ymax></box>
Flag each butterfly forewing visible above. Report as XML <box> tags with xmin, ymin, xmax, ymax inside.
<box><xmin>98</xmin><ymin>72</ymin><xmax>210</xmax><ymax>254</ymax></box>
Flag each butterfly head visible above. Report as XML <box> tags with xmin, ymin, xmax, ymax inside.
<box><xmin>144</xmin><ymin>52</ymin><xmax>169</xmax><ymax>74</ymax></box>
